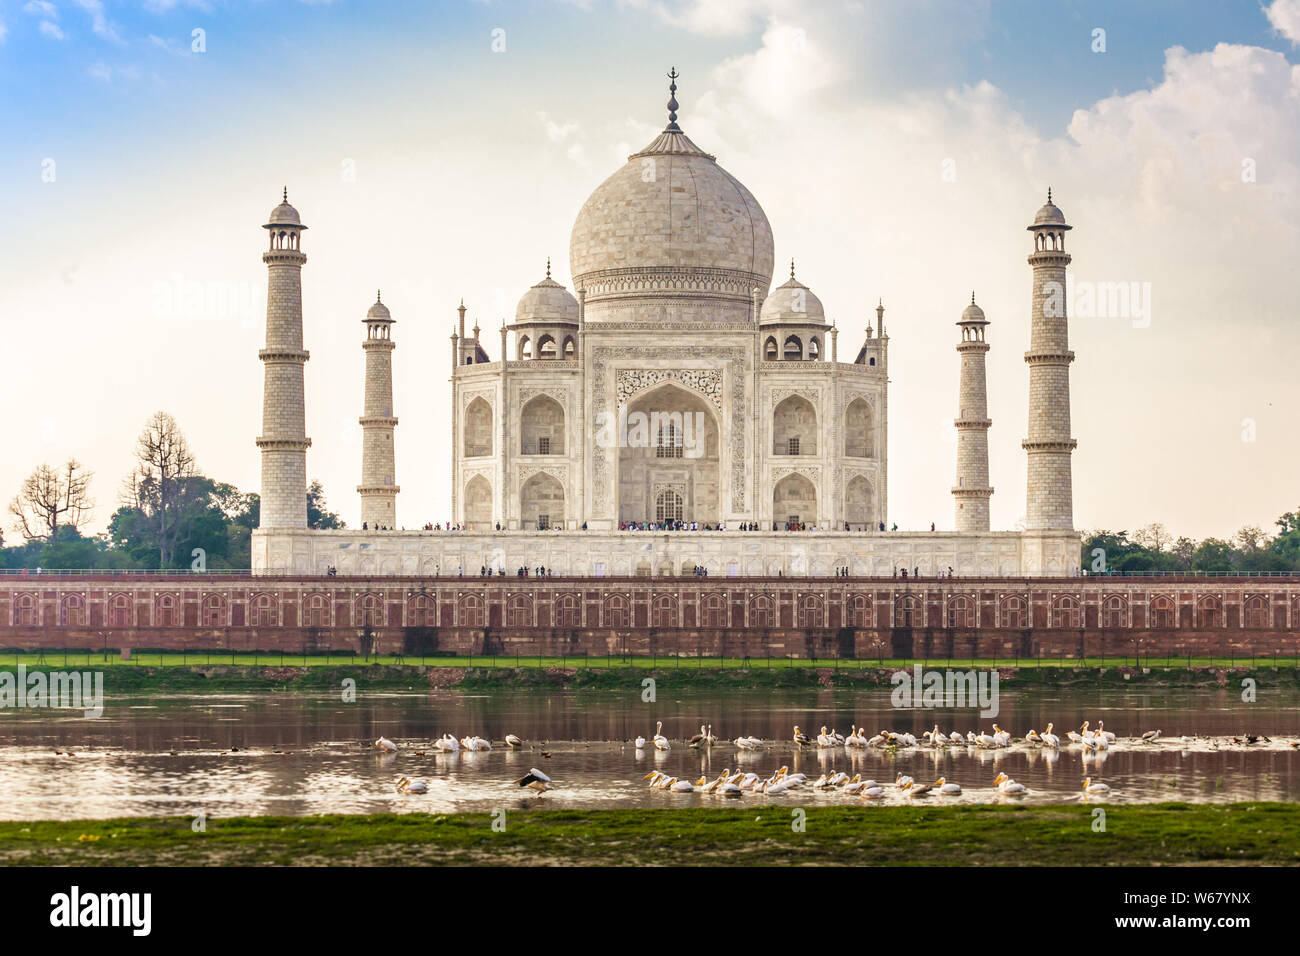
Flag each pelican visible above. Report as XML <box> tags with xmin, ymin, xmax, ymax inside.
<box><xmin>903</xmin><ymin>780</ymin><xmax>933</xmax><ymax>796</ymax></box>
<box><xmin>948</xmin><ymin>731</ymin><xmax>964</xmax><ymax>745</ymax></box>
<box><xmin>991</xmin><ymin>724</ymin><xmax>1011</xmax><ymax>747</ymax></box>
<box><xmin>993</xmin><ymin>772</ymin><xmax>1027</xmax><ymax>794</ymax></box>
<box><xmin>1025</xmin><ymin>729</ymin><xmax>1042</xmax><ymax>744</ymax></box>
<box><xmin>974</xmin><ymin>730</ymin><xmax>997</xmax><ymax>749</ymax></box>
<box><xmin>830</xmin><ymin>728</ymin><xmax>846</xmax><ymax>745</ymax></box>
<box><xmin>688</xmin><ymin>724</ymin><xmax>707</xmax><ymax>748</ymax></box>
<box><xmin>395</xmin><ymin>776</ymin><xmax>428</xmax><ymax>794</ymax></box>
<box><xmin>1141</xmin><ymin>729</ymin><xmax>1161</xmax><ymax>743</ymax></box>
<box><xmin>846</xmin><ymin>726</ymin><xmax>863</xmax><ymax>748</ymax></box>
<box><xmin>434</xmin><ymin>734</ymin><xmax>459</xmax><ymax>752</ymax></box>
<box><xmin>1067</xmin><ymin>724</ymin><xmax>1085</xmax><ymax>744</ymax></box>
<box><xmin>669</xmin><ymin>777</ymin><xmax>696</xmax><ymax>792</ymax></box>
<box><xmin>933</xmin><ymin>777</ymin><xmax>962</xmax><ymax>795</ymax></box>
<box><xmin>817</xmin><ymin>726</ymin><xmax>835</xmax><ymax>747</ymax></box>
<box><xmin>374</xmin><ymin>736</ymin><xmax>398</xmax><ymax>753</ymax></box>
<box><xmin>867</xmin><ymin>731</ymin><xmax>889</xmax><ymax>747</ymax></box>
<box><xmin>793</xmin><ymin>726</ymin><xmax>812</xmax><ymax>746</ymax></box>
<box><xmin>653</xmin><ymin>721</ymin><xmax>671</xmax><ymax>751</ymax></box>
<box><xmin>704</xmin><ymin>725</ymin><xmax>718</xmax><ymax>746</ymax></box>
<box><xmin>1082</xmin><ymin>777</ymin><xmax>1111</xmax><ymax>795</ymax></box>
<box><xmin>718</xmin><ymin>781</ymin><xmax>743</xmax><ymax>796</ymax></box>
<box><xmin>516</xmin><ymin>768</ymin><xmax>552</xmax><ymax>796</ymax></box>
<box><xmin>634</xmin><ymin>734</ymin><xmax>647</xmax><ymax>749</ymax></box>
<box><xmin>860</xmin><ymin>785</ymin><xmax>885</xmax><ymax>800</ymax></box>
<box><xmin>1041</xmin><ymin>723</ymin><xmax>1061</xmax><ymax>749</ymax></box>
<box><xmin>505</xmin><ymin>734</ymin><xmax>524</xmax><ymax>748</ymax></box>
<box><xmin>1097</xmin><ymin>721</ymin><xmax>1117</xmax><ymax>743</ymax></box>
<box><xmin>895</xmin><ymin>773</ymin><xmax>914</xmax><ymax>789</ymax></box>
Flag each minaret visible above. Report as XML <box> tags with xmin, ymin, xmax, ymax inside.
<box><xmin>953</xmin><ymin>293</ymin><xmax>993</xmax><ymax>531</ymax></box>
<box><xmin>358</xmin><ymin>291</ymin><xmax>399</xmax><ymax>529</ymax></box>
<box><xmin>257</xmin><ymin>188</ymin><xmax>310</xmax><ymax>529</ymax></box>
<box><xmin>1023</xmin><ymin>189</ymin><xmax>1076</xmax><ymax>530</ymax></box>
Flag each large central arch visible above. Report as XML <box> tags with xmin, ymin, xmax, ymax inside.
<box><xmin>618</xmin><ymin>381</ymin><xmax>720</xmax><ymax>524</ymax></box>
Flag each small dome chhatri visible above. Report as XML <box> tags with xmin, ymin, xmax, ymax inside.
<box><xmin>367</xmin><ymin>290</ymin><xmax>392</xmax><ymax>321</ymax></box>
<box><xmin>760</xmin><ymin>263</ymin><xmax>826</xmax><ymax>325</ymax></box>
<box><xmin>515</xmin><ymin>262</ymin><xmax>579</xmax><ymax>325</ymax></box>
<box><xmin>1030</xmin><ymin>187</ymin><xmax>1069</xmax><ymax>228</ymax></box>
<box><xmin>960</xmin><ymin>291</ymin><xmax>987</xmax><ymax>324</ymax></box>
<box><xmin>266</xmin><ymin>186</ymin><xmax>303</xmax><ymax>227</ymax></box>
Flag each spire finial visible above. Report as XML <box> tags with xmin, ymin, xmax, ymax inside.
<box><xmin>790</xmin><ymin>258</ymin><xmax>796</xmax><ymax>280</ymax></box>
<box><xmin>283</xmin><ymin>186</ymin><xmax>287</xmax><ymax>203</ymax></box>
<box><xmin>666</xmin><ymin>66</ymin><xmax>680</xmax><ymax>131</ymax></box>
<box><xmin>1047</xmin><ymin>186</ymin><xmax>1053</xmax><ymax>203</ymax></box>
<box><xmin>971</xmin><ymin>291</ymin><xmax>976</xmax><ymax>304</ymax></box>
<box><xmin>546</xmin><ymin>256</ymin><xmax>551</xmax><ymax>279</ymax></box>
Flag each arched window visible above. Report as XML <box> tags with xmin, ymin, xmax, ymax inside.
<box><xmin>537</xmin><ymin>334</ymin><xmax>556</xmax><ymax>359</ymax></box>
<box><xmin>772</xmin><ymin>395</ymin><xmax>817</xmax><ymax>456</ymax></box>
<box><xmin>764</xmin><ymin>336</ymin><xmax>778</xmax><ymax>360</ymax></box>
<box><xmin>845</xmin><ymin>398</ymin><xmax>874</xmax><ymax>458</ymax></box>
<box><xmin>519</xmin><ymin>335</ymin><xmax>532</xmax><ymax>359</ymax></box>
<box><xmin>463</xmin><ymin>397</ymin><xmax>493</xmax><ymax>457</ymax></box>
<box><xmin>520</xmin><ymin>394</ymin><xmax>564</xmax><ymax>455</ymax></box>
<box><xmin>562</xmin><ymin>337</ymin><xmax>576</xmax><ymax>359</ymax></box>
<box><xmin>655</xmin><ymin>419</ymin><xmax>683</xmax><ymax>458</ymax></box>
<box><xmin>655</xmin><ymin>489</ymin><xmax>683</xmax><ymax>522</ymax></box>
<box><xmin>783</xmin><ymin>335</ymin><xmax>803</xmax><ymax>360</ymax></box>
<box><xmin>464</xmin><ymin>475</ymin><xmax>492</xmax><ymax>526</ymax></box>
<box><xmin>808</xmin><ymin>337</ymin><xmax>820</xmax><ymax>360</ymax></box>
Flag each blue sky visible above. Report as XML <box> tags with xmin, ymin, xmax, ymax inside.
<box><xmin>2</xmin><ymin>0</ymin><xmax>1299</xmax><ymax>539</ymax></box>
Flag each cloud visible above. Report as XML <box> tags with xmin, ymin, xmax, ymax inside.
<box><xmin>71</xmin><ymin>0</ymin><xmax>123</xmax><ymax>44</ymax></box>
<box><xmin>1266</xmin><ymin>0</ymin><xmax>1300</xmax><ymax>45</ymax></box>
<box><xmin>621</xmin><ymin>0</ymin><xmax>789</xmax><ymax>37</ymax></box>
<box><xmin>23</xmin><ymin>1</ymin><xmax>59</xmax><ymax>17</ymax></box>
<box><xmin>0</xmin><ymin>21</ymin><xmax>6</xmax><ymax>43</ymax></box>
<box><xmin>38</xmin><ymin>19</ymin><xmax>64</xmax><ymax>39</ymax></box>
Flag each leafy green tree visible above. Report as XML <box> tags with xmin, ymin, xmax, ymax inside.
<box><xmin>307</xmin><ymin>481</ymin><xmax>345</xmax><ymax>530</ymax></box>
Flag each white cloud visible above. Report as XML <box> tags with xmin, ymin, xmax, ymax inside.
<box><xmin>23</xmin><ymin>1</ymin><xmax>59</xmax><ymax>17</ymax></box>
<box><xmin>71</xmin><ymin>0</ymin><xmax>123</xmax><ymax>44</ymax></box>
<box><xmin>0</xmin><ymin>21</ymin><xmax>8</xmax><ymax>43</ymax></box>
<box><xmin>1266</xmin><ymin>0</ymin><xmax>1300</xmax><ymax>46</ymax></box>
<box><xmin>38</xmin><ymin>19</ymin><xmax>64</xmax><ymax>39</ymax></box>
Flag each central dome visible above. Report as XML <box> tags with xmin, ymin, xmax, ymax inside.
<box><xmin>569</xmin><ymin>110</ymin><xmax>774</xmax><ymax>319</ymax></box>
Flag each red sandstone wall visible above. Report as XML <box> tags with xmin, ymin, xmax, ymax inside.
<box><xmin>0</xmin><ymin>575</ymin><xmax>1296</xmax><ymax>657</ymax></box>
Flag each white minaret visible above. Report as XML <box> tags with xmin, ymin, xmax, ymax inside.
<box><xmin>358</xmin><ymin>291</ymin><xmax>399</xmax><ymax>529</ymax></box>
<box><xmin>257</xmin><ymin>188</ymin><xmax>310</xmax><ymax>529</ymax></box>
<box><xmin>953</xmin><ymin>293</ymin><xmax>992</xmax><ymax>531</ymax></box>
<box><xmin>1023</xmin><ymin>189</ymin><xmax>1076</xmax><ymax>530</ymax></box>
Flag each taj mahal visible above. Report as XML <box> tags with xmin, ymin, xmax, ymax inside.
<box><xmin>251</xmin><ymin>74</ymin><xmax>1081</xmax><ymax>578</ymax></box>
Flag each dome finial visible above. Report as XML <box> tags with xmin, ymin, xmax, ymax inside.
<box><xmin>546</xmin><ymin>256</ymin><xmax>551</xmax><ymax>279</ymax></box>
<box><xmin>971</xmin><ymin>291</ymin><xmax>976</xmax><ymax>304</ymax></box>
<box><xmin>666</xmin><ymin>66</ymin><xmax>681</xmax><ymax>131</ymax></box>
<box><xmin>1047</xmin><ymin>186</ymin><xmax>1052</xmax><ymax>203</ymax></box>
<box><xmin>376</xmin><ymin>289</ymin><xmax>382</xmax><ymax>303</ymax></box>
<box><xmin>790</xmin><ymin>258</ymin><xmax>796</xmax><ymax>280</ymax></box>
<box><xmin>283</xmin><ymin>186</ymin><xmax>288</xmax><ymax>203</ymax></box>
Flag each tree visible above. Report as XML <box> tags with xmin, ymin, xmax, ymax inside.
<box><xmin>8</xmin><ymin>459</ymin><xmax>94</xmax><ymax>540</ymax></box>
<box><xmin>123</xmin><ymin>412</ymin><xmax>198</xmax><ymax>566</ymax></box>
<box><xmin>307</xmin><ymin>480</ymin><xmax>345</xmax><ymax>529</ymax></box>
<box><xmin>1132</xmin><ymin>522</ymin><xmax>1171</xmax><ymax>554</ymax></box>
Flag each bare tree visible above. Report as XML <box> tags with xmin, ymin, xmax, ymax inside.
<box><xmin>1234</xmin><ymin>525</ymin><xmax>1268</xmax><ymax>553</ymax></box>
<box><xmin>8</xmin><ymin>459</ymin><xmax>95</xmax><ymax>540</ymax></box>
<box><xmin>1133</xmin><ymin>522</ymin><xmax>1171</xmax><ymax>553</ymax></box>
<box><xmin>123</xmin><ymin>411</ymin><xmax>198</xmax><ymax>566</ymax></box>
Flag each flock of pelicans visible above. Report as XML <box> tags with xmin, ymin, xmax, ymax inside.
<box><xmin>369</xmin><ymin>717</ymin><xmax>1244</xmax><ymax>801</ymax></box>
<box><xmin>627</xmin><ymin>720</ymin><xmax>1143</xmax><ymax>799</ymax></box>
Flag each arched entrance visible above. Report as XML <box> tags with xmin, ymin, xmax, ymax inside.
<box><xmin>618</xmin><ymin>382</ymin><xmax>720</xmax><ymax>524</ymax></box>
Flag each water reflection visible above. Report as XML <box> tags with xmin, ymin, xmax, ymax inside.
<box><xmin>0</xmin><ymin>688</ymin><xmax>1296</xmax><ymax>819</ymax></box>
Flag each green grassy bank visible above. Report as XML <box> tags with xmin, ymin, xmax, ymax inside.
<box><xmin>2</xmin><ymin>804</ymin><xmax>1296</xmax><ymax>866</ymax></box>
<box><xmin>2</xmin><ymin>652</ymin><xmax>1298</xmax><ymax>692</ymax></box>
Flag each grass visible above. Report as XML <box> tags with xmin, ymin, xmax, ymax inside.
<box><xmin>2</xmin><ymin>804</ymin><xmax>1297</xmax><ymax>866</ymax></box>
<box><xmin>2</xmin><ymin>650</ymin><xmax>1296</xmax><ymax>671</ymax></box>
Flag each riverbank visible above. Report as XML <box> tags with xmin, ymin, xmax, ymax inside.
<box><xmin>1</xmin><ymin>804</ymin><xmax>1296</xmax><ymax>866</ymax></box>
<box><xmin>0</xmin><ymin>656</ymin><xmax>1296</xmax><ymax>692</ymax></box>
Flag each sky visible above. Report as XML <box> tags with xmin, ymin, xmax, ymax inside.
<box><xmin>1</xmin><ymin>0</ymin><xmax>1298</xmax><ymax>542</ymax></box>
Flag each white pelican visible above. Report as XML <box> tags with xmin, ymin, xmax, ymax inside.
<box><xmin>867</xmin><ymin>731</ymin><xmax>889</xmax><ymax>747</ymax></box>
<box><xmin>992</xmin><ymin>772</ymin><xmax>1026</xmax><ymax>794</ymax></box>
<box><xmin>395</xmin><ymin>776</ymin><xmax>428</xmax><ymax>794</ymax></box>
<box><xmin>846</xmin><ymin>726</ymin><xmax>862</xmax><ymax>748</ymax></box>
<box><xmin>1067</xmin><ymin>724</ymin><xmax>1085</xmax><ymax>744</ymax></box>
<box><xmin>1097</xmin><ymin>721</ymin><xmax>1117</xmax><ymax>743</ymax></box>
<box><xmin>516</xmin><ymin>768</ymin><xmax>552</xmax><ymax>796</ymax></box>
<box><xmin>704</xmin><ymin>725</ymin><xmax>718</xmax><ymax>746</ymax></box>
<box><xmin>634</xmin><ymin>734</ymin><xmax>647</xmax><ymax>749</ymax></box>
<box><xmin>669</xmin><ymin>777</ymin><xmax>696</xmax><ymax>792</ymax></box>
<box><xmin>653</xmin><ymin>721</ymin><xmax>671</xmax><ymax>751</ymax></box>
<box><xmin>974</xmin><ymin>730</ymin><xmax>997</xmax><ymax>749</ymax></box>
<box><xmin>895</xmin><ymin>773</ymin><xmax>914</xmax><ymax>789</ymax></box>
<box><xmin>1141</xmin><ymin>729</ymin><xmax>1161</xmax><ymax>743</ymax></box>
<box><xmin>374</xmin><ymin>736</ymin><xmax>398</xmax><ymax>753</ymax></box>
<box><xmin>817</xmin><ymin>726</ymin><xmax>834</xmax><ymax>747</ymax></box>
<box><xmin>860</xmin><ymin>785</ymin><xmax>885</xmax><ymax>799</ymax></box>
<box><xmin>903</xmin><ymin>779</ymin><xmax>933</xmax><ymax>796</ymax></box>
<box><xmin>1025</xmin><ymin>729</ymin><xmax>1042</xmax><ymax>745</ymax></box>
<box><xmin>688</xmin><ymin>725</ymin><xmax>707</xmax><ymax>748</ymax></box>
<box><xmin>434</xmin><ymin>734</ymin><xmax>459</xmax><ymax>752</ymax></box>
<box><xmin>1041</xmin><ymin>723</ymin><xmax>1061</xmax><ymax>749</ymax></box>
<box><xmin>991</xmin><ymin>724</ymin><xmax>1011</xmax><ymax>747</ymax></box>
<box><xmin>717</xmin><ymin>782</ymin><xmax>743</xmax><ymax>796</ymax></box>
<box><xmin>1082</xmin><ymin>777</ymin><xmax>1111</xmax><ymax>794</ymax></box>
<box><xmin>793</xmin><ymin>726</ymin><xmax>812</xmax><ymax>746</ymax></box>
<box><xmin>933</xmin><ymin>777</ymin><xmax>962</xmax><ymax>795</ymax></box>
<box><xmin>830</xmin><ymin>728</ymin><xmax>846</xmax><ymax>745</ymax></box>
<box><xmin>948</xmin><ymin>731</ymin><xmax>964</xmax><ymax>745</ymax></box>
<box><xmin>505</xmin><ymin>734</ymin><xmax>523</xmax><ymax>748</ymax></box>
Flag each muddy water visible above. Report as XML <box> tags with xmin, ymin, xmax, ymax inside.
<box><xmin>0</xmin><ymin>688</ymin><xmax>1297</xmax><ymax>819</ymax></box>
